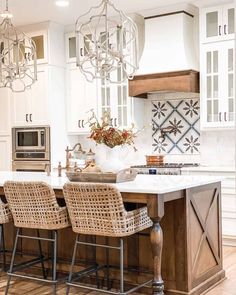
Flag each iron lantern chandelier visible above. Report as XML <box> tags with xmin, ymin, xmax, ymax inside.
<box><xmin>0</xmin><ymin>0</ymin><xmax>37</xmax><ymax>92</ymax></box>
<box><xmin>75</xmin><ymin>0</ymin><xmax>139</xmax><ymax>84</ymax></box>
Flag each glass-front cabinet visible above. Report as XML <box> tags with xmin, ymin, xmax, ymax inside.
<box><xmin>201</xmin><ymin>4</ymin><xmax>234</xmax><ymax>43</ymax></box>
<box><xmin>201</xmin><ymin>40</ymin><xmax>234</xmax><ymax>128</ymax></box>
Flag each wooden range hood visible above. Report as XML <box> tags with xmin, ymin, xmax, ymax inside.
<box><xmin>128</xmin><ymin>69</ymin><xmax>199</xmax><ymax>98</ymax></box>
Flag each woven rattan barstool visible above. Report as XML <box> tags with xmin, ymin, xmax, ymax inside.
<box><xmin>63</xmin><ymin>182</ymin><xmax>153</xmax><ymax>295</ymax></box>
<box><xmin>0</xmin><ymin>198</ymin><xmax>12</xmax><ymax>271</ymax></box>
<box><xmin>3</xmin><ymin>181</ymin><xmax>71</xmax><ymax>295</ymax></box>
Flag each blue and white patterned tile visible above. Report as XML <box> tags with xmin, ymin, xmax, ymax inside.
<box><xmin>152</xmin><ymin>101</ymin><xmax>172</xmax><ymax>126</ymax></box>
<box><xmin>152</xmin><ymin>98</ymin><xmax>200</xmax><ymax>155</ymax></box>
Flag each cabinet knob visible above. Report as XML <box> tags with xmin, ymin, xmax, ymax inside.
<box><xmin>26</xmin><ymin>114</ymin><xmax>28</xmax><ymax>122</ymax></box>
<box><xmin>114</xmin><ymin>118</ymin><xmax>118</xmax><ymax>127</ymax></box>
<box><xmin>81</xmin><ymin>120</ymin><xmax>85</xmax><ymax>128</ymax></box>
<box><xmin>110</xmin><ymin>118</ymin><xmax>113</xmax><ymax>126</ymax></box>
<box><xmin>30</xmin><ymin>114</ymin><xmax>32</xmax><ymax>122</ymax></box>
<box><xmin>78</xmin><ymin>120</ymin><xmax>81</xmax><ymax>128</ymax></box>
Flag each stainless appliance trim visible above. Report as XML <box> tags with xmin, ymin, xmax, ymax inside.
<box><xmin>12</xmin><ymin>160</ymin><xmax>50</xmax><ymax>172</ymax></box>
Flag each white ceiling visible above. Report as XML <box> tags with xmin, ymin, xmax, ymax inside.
<box><xmin>1</xmin><ymin>0</ymin><xmax>230</xmax><ymax>27</ymax></box>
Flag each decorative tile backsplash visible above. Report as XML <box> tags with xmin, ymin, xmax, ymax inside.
<box><xmin>152</xmin><ymin>99</ymin><xmax>200</xmax><ymax>154</ymax></box>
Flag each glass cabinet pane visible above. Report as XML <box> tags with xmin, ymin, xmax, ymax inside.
<box><xmin>213</xmin><ymin>51</ymin><xmax>218</xmax><ymax>72</ymax></box>
<box><xmin>69</xmin><ymin>37</ymin><xmax>76</xmax><ymax>58</ymax></box>
<box><xmin>32</xmin><ymin>35</ymin><xmax>44</xmax><ymax>60</ymax></box>
<box><xmin>207</xmin><ymin>100</ymin><xmax>212</xmax><ymax>122</ymax></box>
<box><xmin>206</xmin><ymin>12</ymin><xmax>218</xmax><ymax>38</ymax></box>
<box><xmin>228</xmin><ymin>48</ymin><xmax>233</xmax><ymax>71</ymax></box>
<box><xmin>227</xmin><ymin>47</ymin><xmax>234</xmax><ymax>122</ymax></box>
<box><xmin>228</xmin><ymin>8</ymin><xmax>234</xmax><ymax>34</ymax></box>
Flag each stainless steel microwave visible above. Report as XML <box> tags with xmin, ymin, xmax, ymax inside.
<box><xmin>12</xmin><ymin>126</ymin><xmax>50</xmax><ymax>161</ymax></box>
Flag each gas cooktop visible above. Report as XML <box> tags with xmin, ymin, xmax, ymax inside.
<box><xmin>131</xmin><ymin>163</ymin><xmax>200</xmax><ymax>169</ymax></box>
<box><xmin>131</xmin><ymin>163</ymin><xmax>200</xmax><ymax>175</ymax></box>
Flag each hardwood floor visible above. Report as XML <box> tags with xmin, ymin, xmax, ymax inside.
<box><xmin>0</xmin><ymin>246</ymin><xmax>236</xmax><ymax>295</ymax></box>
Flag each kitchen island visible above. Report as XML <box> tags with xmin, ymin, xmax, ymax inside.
<box><xmin>0</xmin><ymin>172</ymin><xmax>225</xmax><ymax>295</ymax></box>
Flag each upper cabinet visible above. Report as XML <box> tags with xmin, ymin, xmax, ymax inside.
<box><xmin>66</xmin><ymin>64</ymin><xmax>97</xmax><ymax>134</ymax></box>
<box><xmin>200</xmin><ymin>40</ymin><xmax>234</xmax><ymax>129</ymax></box>
<box><xmin>65</xmin><ymin>31</ymin><xmax>143</xmax><ymax>134</ymax></box>
<box><xmin>28</xmin><ymin>31</ymin><xmax>48</xmax><ymax>64</ymax></box>
<box><xmin>201</xmin><ymin>4</ymin><xmax>234</xmax><ymax>43</ymax></box>
<box><xmin>200</xmin><ymin>3</ymin><xmax>235</xmax><ymax>130</ymax></box>
<box><xmin>12</xmin><ymin>66</ymin><xmax>49</xmax><ymax>126</ymax></box>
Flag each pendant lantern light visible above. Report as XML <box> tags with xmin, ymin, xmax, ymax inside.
<box><xmin>75</xmin><ymin>0</ymin><xmax>139</xmax><ymax>84</ymax></box>
<box><xmin>0</xmin><ymin>0</ymin><xmax>37</xmax><ymax>92</ymax></box>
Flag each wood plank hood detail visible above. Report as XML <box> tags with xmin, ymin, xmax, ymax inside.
<box><xmin>128</xmin><ymin>69</ymin><xmax>199</xmax><ymax>98</ymax></box>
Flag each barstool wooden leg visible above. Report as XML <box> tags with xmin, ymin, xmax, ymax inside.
<box><xmin>66</xmin><ymin>234</ymin><xmax>79</xmax><ymax>295</ymax></box>
<box><xmin>120</xmin><ymin>238</ymin><xmax>124</xmax><ymax>294</ymax></box>
<box><xmin>5</xmin><ymin>228</ymin><xmax>20</xmax><ymax>295</ymax></box>
<box><xmin>52</xmin><ymin>230</ymin><xmax>58</xmax><ymax>295</ymax></box>
<box><xmin>37</xmin><ymin>229</ymin><xmax>47</xmax><ymax>279</ymax></box>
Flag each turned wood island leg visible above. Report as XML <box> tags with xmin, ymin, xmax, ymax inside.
<box><xmin>148</xmin><ymin>194</ymin><xmax>165</xmax><ymax>295</ymax></box>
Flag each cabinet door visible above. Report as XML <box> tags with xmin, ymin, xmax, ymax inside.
<box><xmin>12</xmin><ymin>85</ymin><xmax>31</xmax><ymax>126</ymax></box>
<box><xmin>27</xmin><ymin>31</ymin><xmax>48</xmax><ymax>64</ymax></box>
<box><xmin>0</xmin><ymin>136</ymin><xmax>11</xmax><ymax>170</ymax></box>
<box><xmin>30</xmin><ymin>67</ymin><xmax>49</xmax><ymax>125</ymax></box>
<box><xmin>201</xmin><ymin>5</ymin><xmax>234</xmax><ymax>43</ymax></box>
<box><xmin>222</xmin><ymin>41</ymin><xmax>234</xmax><ymax>125</ymax></box>
<box><xmin>201</xmin><ymin>41</ymin><xmax>234</xmax><ymax>129</ymax></box>
<box><xmin>67</xmin><ymin>66</ymin><xmax>96</xmax><ymax>134</ymax></box>
<box><xmin>0</xmin><ymin>88</ymin><xmax>11</xmax><ymax>135</ymax></box>
<box><xmin>201</xmin><ymin>6</ymin><xmax>223</xmax><ymax>43</ymax></box>
<box><xmin>223</xmin><ymin>4</ymin><xmax>234</xmax><ymax>40</ymax></box>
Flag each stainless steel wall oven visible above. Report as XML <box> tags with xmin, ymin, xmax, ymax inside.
<box><xmin>12</xmin><ymin>126</ymin><xmax>50</xmax><ymax>172</ymax></box>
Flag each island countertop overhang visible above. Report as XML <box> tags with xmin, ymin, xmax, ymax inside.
<box><xmin>0</xmin><ymin>171</ymin><xmax>222</xmax><ymax>195</ymax></box>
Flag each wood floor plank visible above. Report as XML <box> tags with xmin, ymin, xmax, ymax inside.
<box><xmin>1</xmin><ymin>246</ymin><xmax>236</xmax><ymax>294</ymax></box>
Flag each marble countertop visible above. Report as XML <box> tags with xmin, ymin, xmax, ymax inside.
<box><xmin>0</xmin><ymin>171</ymin><xmax>222</xmax><ymax>195</ymax></box>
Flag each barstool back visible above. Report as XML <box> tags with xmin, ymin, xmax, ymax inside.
<box><xmin>63</xmin><ymin>182</ymin><xmax>150</xmax><ymax>237</ymax></box>
<box><xmin>4</xmin><ymin>181</ymin><xmax>70</xmax><ymax>230</ymax></box>
<box><xmin>0</xmin><ymin>199</ymin><xmax>12</xmax><ymax>224</ymax></box>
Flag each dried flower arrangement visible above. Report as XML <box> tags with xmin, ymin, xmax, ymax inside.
<box><xmin>88</xmin><ymin>111</ymin><xmax>137</xmax><ymax>150</ymax></box>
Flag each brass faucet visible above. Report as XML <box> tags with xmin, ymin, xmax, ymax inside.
<box><xmin>65</xmin><ymin>143</ymin><xmax>85</xmax><ymax>171</ymax></box>
<box><xmin>58</xmin><ymin>143</ymin><xmax>85</xmax><ymax>176</ymax></box>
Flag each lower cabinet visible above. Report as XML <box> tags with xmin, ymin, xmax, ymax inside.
<box><xmin>0</xmin><ymin>137</ymin><xmax>11</xmax><ymax>171</ymax></box>
<box><xmin>181</xmin><ymin>168</ymin><xmax>236</xmax><ymax>245</ymax></box>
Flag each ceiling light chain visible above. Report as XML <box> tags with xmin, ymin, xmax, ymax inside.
<box><xmin>75</xmin><ymin>0</ymin><xmax>139</xmax><ymax>84</ymax></box>
<box><xmin>0</xmin><ymin>0</ymin><xmax>37</xmax><ymax>92</ymax></box>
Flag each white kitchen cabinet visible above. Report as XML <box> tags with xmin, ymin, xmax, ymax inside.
<box><xmin>12</xmin><ymin>66</ymin><xmax>49</xmax><ymax>126</ymax></box>
<box><xmin>0</xmin><ymin>88</ymin><xmax>11</xmax><ymax>135</ymax></box>
<box><xmin>66</xmin><ymin>65</ymin><xmax>97</xmax><ymax>134</ymax></box>
<box><xmin>200</xmin><ymin>40</ymin><xmax>234</xmax><ymax>129</ymax></box>
<box><xmin>181</xmin><ymin>167</ymin><xmax>236</xmax><ymax>245</ymax></box>
<box><xmin>0</xmin><ymin>136</ymin><xmax>11</xmax><ymax>170</ymax></box>
<box><xmin>200</xmin><ymin>4</ymin><xmax>234</xmax><ymax>43</ymax></box>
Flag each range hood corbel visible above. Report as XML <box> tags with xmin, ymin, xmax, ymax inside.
<box><xmin>128</xmin><ymin>69</ymin><xmax>199</xmax><ymax>98</ymax></box>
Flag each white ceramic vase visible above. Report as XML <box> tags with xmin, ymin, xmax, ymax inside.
<box><xmin>100</xmin><ymin>145</ymin><xmax>126</xmax><ymax>173</ymax></box>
